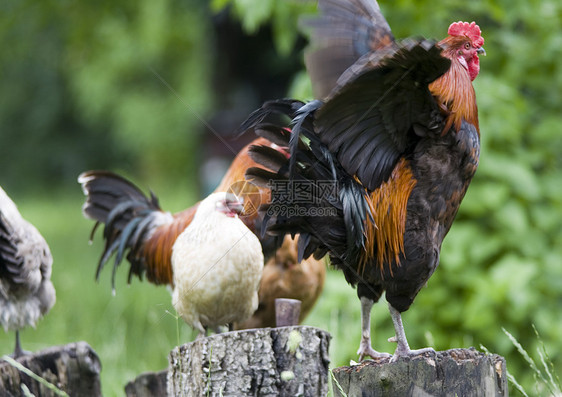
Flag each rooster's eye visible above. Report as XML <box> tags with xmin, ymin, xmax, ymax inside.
<box><xmin>464</xmin><ymin>42</ymin><xmax>471</xmax><ymax>50</ymax></box>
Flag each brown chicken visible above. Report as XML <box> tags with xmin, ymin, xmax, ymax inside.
<box><xmin>79</xmin><ymin>138</ymin><xmax>325</xmax><ymax>329</ymax></box>
<box><xmin>235</xmin><ymin>235</ymin><xmax>325</xmax><ymax>329</ymax></box>
<box><xmin>241</xmin><ymin>0</ymin><xmax>484</xmax><ymax>360</ymax></box>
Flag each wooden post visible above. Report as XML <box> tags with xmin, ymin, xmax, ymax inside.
<box><xmin>0</xmin><ymin>341</ymin><xmax>102</xmax><ymax>397</ymax></box>
<box><xmin>275</xmin><ymin>298</ymin><xmax>301</xmax><ymax>327</ymax></box>
<box><xmin>331</xmin><ymin>348</ymin><xmax>508</xmax><ymax>397</ymax></box>
<box><xmin>168</xmin><ymin>326</ymin><xmax>331</xmax><ymax>396</ymax></box>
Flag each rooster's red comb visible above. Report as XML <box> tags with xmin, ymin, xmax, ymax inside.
<box><xmin>448</xmin><ymin>21</ymin><xmax>484</xmax><ymax>48</ymax></box>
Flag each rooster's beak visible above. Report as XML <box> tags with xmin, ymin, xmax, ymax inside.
<box><xmin>477</xmin><ymin>47</ymin><xmax>486</xmax><ymax>56</ymax></box>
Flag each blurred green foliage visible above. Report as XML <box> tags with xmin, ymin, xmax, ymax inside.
<box><xmin>210</xmin><ymin>0</ymin><xmax>316</xmax><ymax>56</ymax></box>
<box><xmin>0</xmin><ymin>0</ymin><xmax>213</xmax><ymax>192</ymax></box>
<box><xmin>1</xmin><ymin>0</ymin><xmax>562</xmax><ymax>395</ymax></box>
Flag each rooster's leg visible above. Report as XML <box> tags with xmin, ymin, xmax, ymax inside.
<box><xmin>388</xmin><ymin>304</ymin><xmax>434</xmax><ymax>362</ymax></box>
<box><xmin>194</xmin><ymin>321</ymin><xmax>207</xmax><ymax>339</ymax></box>
<box><xmin>357</xmin><ymin>297</ymin><xmax>391</xmax><ymax>360</ymax></box>
<box><xmin>12</xmin><ymin>330</ymin><xmax>27</xmax><ymax>358</ymax></box>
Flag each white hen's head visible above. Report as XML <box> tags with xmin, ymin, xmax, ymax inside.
<box><xmin>197</xmin><ymin>192</ymin><xmax>245</xmax><ymax>219</ymax></box>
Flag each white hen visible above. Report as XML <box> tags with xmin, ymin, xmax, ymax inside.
<box><xmin>171</xmin><ymin>192</ymin><xmax>263</xmax><ymax>336</ymax></box>
<box><xmin>0</xmin><ymin>186</ymin><xmax>55</xmax><ymax>357</ymax></box>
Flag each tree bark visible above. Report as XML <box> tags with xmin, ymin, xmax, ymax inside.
<box><xmin>0</xmin><ymin>341</ymin><xmax>102</xmax><ymax>397</ymax></box>
<box><xmin>168</xmin><ymin>326</ymin><xmax>331</xmax><ymax>397</ymax></box>
<box><xmin>331</xmin><ymin>348</ymin><xmax>508</xmax><ymax>397</ymax></box>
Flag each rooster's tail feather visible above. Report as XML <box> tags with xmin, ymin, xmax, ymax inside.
<box><xmin>242</xmin><ymin>106</ymin><xmax>370</xmax><ymax>269</ymax></box>
<box><xmin>78</xmin><ymin>171</ymin><xmax>172</xmax><ymax>290</ymax></box>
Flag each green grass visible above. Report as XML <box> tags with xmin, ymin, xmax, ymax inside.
<box><xmin>1</xmin><ymin>185</ymin><xmax>557</xmax><ymax>396</ymax></box>
<box><xmin>501</xmin><ymin>327</ymin><xmax>562</xmax><ymax>397</ymax></box>
<box><xmin>1</xmin><ymin>355</ymin><xmax>69</xmax><ymax>396</ymax></box>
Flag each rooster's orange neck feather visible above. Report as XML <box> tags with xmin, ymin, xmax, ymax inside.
<box><xmin>429</xmin><ymin>43</ymin><xmax>480</xmax><ymax>135</ymax></box>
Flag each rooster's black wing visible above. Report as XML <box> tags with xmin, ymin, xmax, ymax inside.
<box><xmin>314</xmin><ymin>38</ymin><xmax>450</xmax><ymax>191</ymax></box>
<box><xmin>301</xmin><ymin>0</ymin><xmax>451</xmax><ymax>191</ymax></box>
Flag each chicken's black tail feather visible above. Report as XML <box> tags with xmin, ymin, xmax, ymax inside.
<box><xmin>78</xmin><ymin>171</ymin><xmax>171</xmax><ymax>290</ymax></box>
<box><xmin>242</xmin><ymin>100</ymin><xmax>371</xmax><ymax>268</ymax></box>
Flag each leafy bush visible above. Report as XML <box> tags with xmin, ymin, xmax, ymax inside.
<box><xmin>0</xmin><ymin>0</ymin><xmax>214</xmax><ymax>191</ymax></box>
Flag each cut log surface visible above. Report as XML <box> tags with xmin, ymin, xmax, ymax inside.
<box><xmin>0</xmin><ymin>341</ymin><xmax>102</xmax><ymax>397</ymax></box>
<box><xmin>332</xmin><ymin>347</ymin><xmax>508</xmax><ymax>397</ymax></box>
<box><xmin>168</xmin><ymin>326</ymin><xmax>331</xmax><ymax>397</ymax></box>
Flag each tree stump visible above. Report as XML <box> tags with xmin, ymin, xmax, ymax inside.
<box><xmin>125</xmin><ymin>370</ymin><xmax>168</xmax><ymax>397</ymax></box>
<box><xmin>168</xmin><ymin>326</ymin><xmax>331</xmax><ymax>396</ymax></box>
<box><xmin>331</xmin><ymin>348</ymin><xmax>507</xmax><ymax>397</ymax></box>
<box><xmin>0</xmin><ymin>341</ymin><xmax>102</xmax><ymax>397</ymax></box>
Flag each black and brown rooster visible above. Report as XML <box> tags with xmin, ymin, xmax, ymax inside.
<box><xmin>241</xmin><ymin>0</ymin><xmax>484</xmax><ymax>360</ymax></box>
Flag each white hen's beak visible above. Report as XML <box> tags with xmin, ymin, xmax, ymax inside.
<box><xmin>226</xmin><ymin>196</ymin><xmax>245</xmax><ymax>215</ymax></box>
<box><xmin>217</xmin><ymin>194</ymin><xmax>245</xmax><ymax>217</ymax></box>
